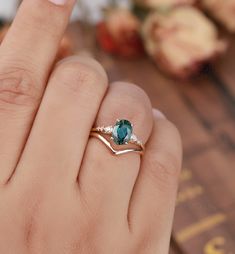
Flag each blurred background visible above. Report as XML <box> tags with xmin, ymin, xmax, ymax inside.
<box><xmin>1</xmin><ymin>0</ymin><xmax>235</xmax><ymax>253</ymax></box>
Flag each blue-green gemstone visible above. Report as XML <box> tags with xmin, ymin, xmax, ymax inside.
<box><xmin>112</xmin><ymin>119</ymin><xmax>133</xmax><ymax>145</ymax></box>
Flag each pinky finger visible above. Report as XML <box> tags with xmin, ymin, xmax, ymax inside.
<box><xmin>129</xmin><ymin>110</ymin><xmax>182</xmax><ymax>253</ymax></box>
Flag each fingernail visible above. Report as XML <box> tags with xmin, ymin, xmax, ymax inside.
<box><xmin>153</xmin><ymin>109</ymin><xmax>166</xmax><ymax>119</ymax></box>
<box><xmin>48</xmin><ymin>0</ymin><xmax>67</xmax><ymax>6</ymax></box>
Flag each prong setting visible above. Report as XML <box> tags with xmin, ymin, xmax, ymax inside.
<box><xmin>91</xmin><ymin>119</ymin><xmax>144</xmax><ymax>153</ymax></box>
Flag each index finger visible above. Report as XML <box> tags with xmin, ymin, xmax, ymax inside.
<box><xmin>0</xmin><ymin>0</ymin><xmax>76</xmax><ymax>184</ymax></box>
<box><xmin>0</xmin><ymin>0</ymin><xmax>75</xmax><ymax>81</ymax></box>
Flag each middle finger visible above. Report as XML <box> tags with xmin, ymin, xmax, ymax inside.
<box><xmin>12</xmin><ymin>57</ymin><xmax>108</xmax><ymax>188</ymax></box>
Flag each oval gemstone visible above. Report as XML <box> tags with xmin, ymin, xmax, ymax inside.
<box><xmin>112</xmin><ymin>119</ymin><xmax>133</xmax><ymax>145</ymax></box>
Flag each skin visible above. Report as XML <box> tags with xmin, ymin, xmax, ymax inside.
<box><xmin>0</xmin><ymin>0</ymin><xmax>182</xmax><ymax>253</ymax></box>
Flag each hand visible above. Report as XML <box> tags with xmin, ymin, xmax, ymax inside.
<box><xmin>0</xmin><ymin>0</ymin><xmax>182</xmax><ymax>253</ymax></box>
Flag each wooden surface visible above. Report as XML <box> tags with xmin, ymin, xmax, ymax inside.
<box><xmin>68</xmin><ymin>23</ymin><xmax>235</xmax><ymax>254</ymax></box>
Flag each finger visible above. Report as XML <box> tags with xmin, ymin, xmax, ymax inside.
<box><xmin>79</xmin><ymin>82</ymin><xmax>153</xmax><ymax>225</ymax></box>
<box><xmin>129</xmin><ymin>110</ymin><xmax>182</xmax><ymax>252</ymax></box>
<box><xmin>12</xmin><ymin>56</ymin><xmax>108</xmax><ymax>188</ymax></box>
<box><xmin>0</xmin><ymin>0</ymin><xmax>75</xmax><ymax>184</ymax></box>
<box><xmin>0</xmin><ymin>0</ymin><xmax>75</xmax><ymax>75</ymax></box>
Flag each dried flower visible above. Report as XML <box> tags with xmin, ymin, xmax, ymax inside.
<box><xmin>96</xmin><ymin>8</ymin><xmax>144</xmax><ymax>58</ymax></box>
<box><xmin>134</xmin><ymin>0</ymin><xmax>197</xmax><ymax>9</ymax></box>
<box><xmin>142</xmin><ymin>6</ymin><xmax>227</xmax><ymax>78</ymax></box>
<box><xmin>201</xmin><ymin>0</ymin><xmax>235</xmax><ymax>32</ymax></box>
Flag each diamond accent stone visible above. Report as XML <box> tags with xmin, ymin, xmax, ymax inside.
<box><xmin>103</xmin><ymin>126</ymin><xmax>113</xmax><ymax>134</ymax></box>
<box><xmin>130</xmin><ymin>134</ymin><xmax>142</xmax><ymax>146</ymax></box>
<box><xmin>130</xmin><ymin>134</ymin><xmax>138</xmax><ymax>142</ymax></box>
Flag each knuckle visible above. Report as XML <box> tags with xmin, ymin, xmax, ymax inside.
<box><xmin>112</xmin><ymin>82</ymin><xmax>152</xmax><ymax>120</ymax></box>
<box><xmin>157</xmin><ymin>152</ymin><xmax>181</xmax><ymax>181</ymax></box>
<box><xmin>147</xmin><ymin>156</ymin><xmax>180</xmax><ymax>192</ymax></box>
<box><xmin>0</xmin><ymin>68</ymin><xmax>40</xmax><ymax>107</ymax></box>
<box><xmin>54</xmin><ymin>58</ymin><xmax>108</xmax><ymax>94</ymax></box>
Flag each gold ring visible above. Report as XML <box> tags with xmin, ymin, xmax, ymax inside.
<box><xmin>90</xmin><ymin>119</ymin><xmax>145</xmax><ymax>156</ymax></box>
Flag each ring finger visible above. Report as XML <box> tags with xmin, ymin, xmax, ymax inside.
<box><xmin>79</xmin><ymin>82</ymin><xmax>153</xmax><ymax>225</ymax></box>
